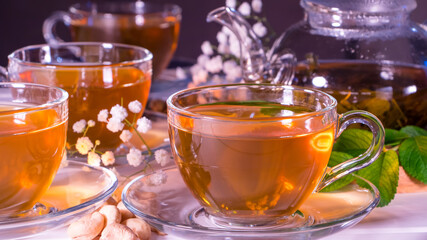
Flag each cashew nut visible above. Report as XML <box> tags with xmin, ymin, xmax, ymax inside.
<box><xmin>67</xmin><ymin>211</ymin><xmax>105</xmax><ymax>240</ymax></box>
<box><xmin>100</xmin><ymin>223</ymin><xmax>139</xmax><ymax>240</ymax></box>
<box><xmin>122</xmin><ymin>218</ymin><xmax>151</xmax><ymax>240</ymax></box>
<box><xmin>117</xmin><ymin>201</ymin><xmax>135</xmax><ymax>220</ymax></box>
<box><xmin>99</xmin><ymin>205</ymin><xmax>122</xmax><ymax>225</ymax></box>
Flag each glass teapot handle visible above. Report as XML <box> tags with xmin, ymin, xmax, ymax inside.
<box><xmin>43</xmin><ymin>11</ymin><xmax>71</xmax><ymax>46</ymax></box>
<box><xmin>268</xmin><ymin>49</ymin><xmax>297</xmax><ymax>85</ymax></box>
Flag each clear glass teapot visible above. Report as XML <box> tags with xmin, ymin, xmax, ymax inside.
<box><xmin>208</xmin><ymin>0</ymin><xmax>427</xmax><ymax>129</ymax></box>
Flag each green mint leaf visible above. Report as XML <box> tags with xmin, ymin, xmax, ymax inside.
<box><xmin>321</xmin><ymin>151</ymin><xmax>355</xmax><ymax>192</ymax></box>
<box><xmin>385</xmin><ymin>128</ymin><xmax>409</xmax><ymax>146</ymax></box>
<box><xmin>293</xmin><ymin>210</ymin><xmax>304</xmax><ymax>217</ymax></box>
<box><xmin>333</xmin><ymin>129</ymin><xmax>372</xmax><ymax>152</ymax></box>
<box><xmin>399</xmin><ymin>136</ymin><xmax>427</xmax><ymax>183</ymax></box>
<box><xmin>356</xmin><ymin>150</ymin><xmax>399</xmax><ymax>207</ymax></box>
<box><xmin>400</xmin><ymin>126</ymin><xmax>427</xmax><ymax>137</ymax></box>
<box><xmin>327</xmin><ymin>151</ymin><xmax>354</xmax><ymax>167</ymax></box>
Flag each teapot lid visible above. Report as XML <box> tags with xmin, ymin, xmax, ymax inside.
<box><xmin>301</xmin><ymin>0</ymin><xmax>417</xmax><ymax>13</ymax></box>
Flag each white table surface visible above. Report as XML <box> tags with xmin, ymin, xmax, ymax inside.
<box><xmin>32</xmin><ymin>192</ymin><xmax>427</xmax><ymax>240</ymax></box>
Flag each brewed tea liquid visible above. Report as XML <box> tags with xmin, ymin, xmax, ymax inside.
<box><xmin>169</xmin><ymin>103</ymin><xmax>334</xmax><ymax>219</ymax></box>
<box><xmin>0</xmin><ymin>104</ymin><xmax>67</xmax><ymax>214</ymax></box>
<box><xmin>295</xmin><ymin>61</ymin><xmax>427</xmax><ymax>129</ymax></box>
<box><xmin>18</xmin><ymin>67</ymin><xmax>150</xmax><ymax>150</ymax></box>
<box><xmin>70</xmin><ymin>14</ymin><xmax>180</xmax><ymax>79</ymax></box>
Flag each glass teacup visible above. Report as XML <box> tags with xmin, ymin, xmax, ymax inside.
<box><xmin>0</xmin><ymin>82</ymin><xmax>68</xmax><ymax>217</ymax></box>
<box><xmin>167</xmin><ymin>84</ymin><xmax>384</xmax><ymax>227</ymax></box>
<box><xmin>43</xmin><ymin>2</ymin><xmax>181</xmax><ymax>80</ymax></box>
<box><xmin>6</xmin><ymin>42</ymin><xmax>152</xmax><ymax>152</ymax></box>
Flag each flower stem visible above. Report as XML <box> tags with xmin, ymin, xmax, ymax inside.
<box><xmin>124</xmin><ymin>118</ymin><xmax>153</xmax><ymax>155</ymax></box>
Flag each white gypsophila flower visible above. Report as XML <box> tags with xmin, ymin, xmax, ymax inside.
<box><xmin>223</xmin><ymin>60</ymin><xmax>239</xmax><ymax>75</ymax></box>
<box><xmin>176</xmin><ymin>67</ymin><xmax>187</xmax><ymax>80</ymax></box>
<box><xmin>87</xmin><ymin>152</ymin><xmax>101</xmax><ymax>166</ymax></box>
<box><xmin>76</xmin><ymin>137</ymin><xmax>94</xmax><ymax>155</ymax></box>
<box><xmin>211</xmin><ymin>74</ymin><xmax>224</xmax><ymax>84</ymax></box>
<box><xmin>221</xmin><ymin>26</ymin><xmax>233</xmax><ymax>36</ymax></box>
<box><xmin>87</xmin><ymin>120</ymin><xmax>95</xmax><ymax>127</ymax></box>
<box><xmin>110</xmin><ymin>104</ymin><xmax>128</xmax><ymax>122</ymax></box>
<box><xmin>217</xmin><ymin>43</ymin><xmax>230</xmax><ymax>55</ymax></box>
<box><xmin>136</xmin><ymin>116</ymin><xmax>152</xmax><ymax>133</ymax></box>
<box><xmin>238</xmin><ymin>2</ymin><xmax>251</xmax><ymax>16</ymax></box>
<box><xmin>120</xmin><ymin>130</ymin><xmax>133</xmax><ymax>143</ymax></box>
<box><xmin>154</xmin><ymin>149</ymin><xmax>172</xmax><ymax>167</ymax></box>
<box><xmin>101</xmin><ymin>151</ymin><xmax>115</xmax><ymax>166</ymax></box>
<box><xmin>216</xmin><ymin>31</ymin><xmax>228</xmax><ymax>44</ymax></box>
<box><xmin>127</xmin><ymin>148</ymin><xmax>144</xmax><ymax>167</ymax></box>
<box><xmin>229</xmin><ymin>34</ymin><xmax>241</xmax><ymax>58</ymax></box>
<box><xmin>106</xmin><ymin>117</ymin><xmax>125</xmax><ymax>133</ymax></box>
<box><xmin>128</xmin><ymin>100</ymin><xmax>142</xmax><ymax>114</ymax></box>
<box><xmin>201</xmin><ymin>41</ymin><xmax>214</xmax><ymax>56</ymax></box>
<box><xmin>98</xmin><ymin>109</ymin><xmax>109</xmax><ymax>123</ymax></box>
<box><xmin>192</xmin><ymin>68</ymin><xmax>209</xmax><ymax>86</ymax></box>
<box><xmin>205</xmin><ymin>56</ymin><xmax>223</xmax><ymax>74</ymax></box>
<box><xmin>148</xmin><ymin>170</ymin><xmax>167</xmax><ymax>186</ymax></box>
<box><xmin>252</xmin><ymin>0</ymin><xmax>262</xmax><ymax>13</ymax></box>
<box><xmin>225</xmin><ymin>0</ymin><xmax>236</xmax><ymax>8</ymax></box>
<box><xmin>223</xmin><ymin>60</ymin><xmax>242</xmax><ymax>81</ymax></box>
<box><xmin>190</xmin><ymin>63</ymin><xmax>203</xmax><ymax>76</ymax></box>
<box><xmin>197</xmin><ymin>54</ymin><xmax>210</xmax><ymax>67</ymax></box>
<box><xmin>72</xmin><ymin>119</ymin><xmax>87</xmax><ymax>133</ymax></box>
<box><xmin>253</xmin><ymin>22</ymin><xmax>267</xmax><ymax>37</ymax></box>
<box><xmin>226</xmin><ymin>65</ymin><xmax>243</xmax><ymax>81</ymax></box>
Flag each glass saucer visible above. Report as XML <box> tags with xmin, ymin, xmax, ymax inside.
<box><xmin>122</xmin><ymin>166</ymin><xmax>380</xmax><ymax>239</ymax></box>
<box><xmin>0</xmin><ymin>160</ymin><xmax>118</xmax><ymax>240</ymax></box>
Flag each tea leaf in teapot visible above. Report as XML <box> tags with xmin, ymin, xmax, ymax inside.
<box><xmin>399</xmin><ymin>136</ymin><xmax>427</xmax><ymax>183</ymax></box>
<box><xmin>355</xmin><ymin>150</ymin><xmax>399</xmax><ymax>207</ymax></box>
<box><xmin>385</xmin><ymin>129</ymin><xmax>409</xmax><ymax>146</ymax></box>
<box><xmin>333</xmin><ymin>129</ymin><xmax>372</xmax><ymax>152</ymax></box>
<box><xmin>320</xmin><ymin>151</ymin><xmax>355</xmax><ymax>192</ymax></box>
<box><xmin>400</xmin><ymin>125</ymin><xmax>427</xmax><ymax>137</ymax></box>
<box><xmin>358</xmin><ymin>97</ymin><xmax>391</xmax><ymax>120</ymax></box>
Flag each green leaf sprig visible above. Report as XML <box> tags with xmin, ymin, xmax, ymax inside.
<box><xmin>323</xmin><ymin>126</ymin><xmax>427</xmax><ymax>207</ymax></box>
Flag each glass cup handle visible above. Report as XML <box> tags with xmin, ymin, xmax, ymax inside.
<box><xmin>0</xmin><ymin>66</ymin><xmax>8</xmax><ymax>82</ymax></box>
<box><xmin>43</xmin><ymin>11</ymin><xmax>70</xmax><ymax>45</ymax></box>
<box><xmin>316</xmin><ymin>110</ymin><xmax>385</xmax><ymax>190</ymax></box>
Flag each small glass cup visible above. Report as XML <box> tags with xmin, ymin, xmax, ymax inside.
<box><xmin>43</xmin><ymin>2</ymin><xmax>181</xmax><ymax>80</ymax></box>
<box><xmin>5</xmin><ymin>42</ymin><xmax>152</xmax><ymax>152</ymax></box>
<box><xmin>0</xmin><ymin>82</ymin><xmax>68</xmax><ymax>217</ymax></box>
<box><xmin>167</xmin><ymin>83</ymin><xmax>384</xmax><ymax>227</ymax></box>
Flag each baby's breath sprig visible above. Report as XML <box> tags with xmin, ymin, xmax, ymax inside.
<box><xmin>70</xmin><ymin>99</ymin><xmax>171</xmax><ymax>171</ymax></box>
<box><xmin>180</xmin><ymin>0</ymin><xmax>273</xmax><ymax>88</ymax></box>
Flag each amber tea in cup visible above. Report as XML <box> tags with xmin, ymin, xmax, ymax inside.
<box><xmin>0</xmin><ymin>83</ymin><xmax>68</xmax><ymax>216</ymax></box>
<box><xmin>43</xmin><ymin>2</ymin><xmax>181</xmax><ymax>80</ymax></box>
<box><xmin>167</xmin><ymin>84</ymin><xmax>385</xmax><ymax>227</ymax></box>
<box><xmin>6</xmin><ymin>42</ymin><xmax>152</xmax><ymax>151</ymax></box>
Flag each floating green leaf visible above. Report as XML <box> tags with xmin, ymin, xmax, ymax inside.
<box><xmin>400</xmin><ymin>126</ymin><xmax>427</xmax><ymax>137</ymax></box>
<box><xmin>399</xmin><ymin>136</ymin><xmax>427</xmax><ymax>183</ymax></box>
<box><xmin>356</xmin><ymin>150</ymin><xmax>399</xmax><ymax>207</ymax></box>
<box><xmin>333</xmin><ymin>129</ymin><xmax>372</xmax><ymax>152</ymax></box>
<box><xmin>385</xmin><ymin>129</ymin><xmax>409</xmax><ymax>146</ymax></box>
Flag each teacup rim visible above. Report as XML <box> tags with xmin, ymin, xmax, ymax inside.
<box><xmin>8</xmin><ymin>42</ymin><xmax>153</xmax><ymax>69</ymax></box>
<box><xmin>0</xmin><ymin>82</ymin><xmax>68</xmax><ymax>117</ymax></box>
<box><xmin>166</xmin><ymin>83</ymin><xmax>338</xmax><ymax>122</ymax></box>
<box><xmin>69</xmin><ymin>1</ymin><xmax>182</xmax><ymax>17</ymax></box>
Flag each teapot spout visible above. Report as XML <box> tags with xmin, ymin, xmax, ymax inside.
<box><xmin>207</xmin><ymin>7</ymin><xmax>267</xmax><ymax>83</ymax></box>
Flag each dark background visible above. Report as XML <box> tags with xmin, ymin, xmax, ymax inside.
<box><xmin>0</xmin><ymin>0</ymin><xmax>426</xmax><ymax>67</ymax></box>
